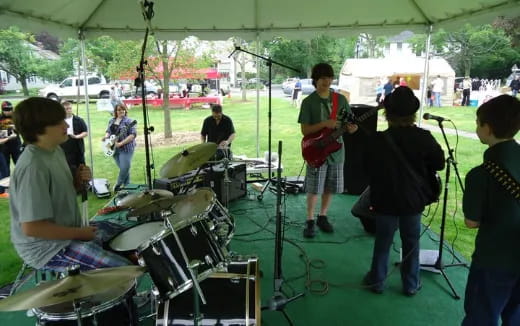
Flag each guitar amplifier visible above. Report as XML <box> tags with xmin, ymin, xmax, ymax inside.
<box><xmin>204</xmin><ymin>162</ymin><xmax>247</xmax><ymax>203</ymax></box>
<box><xmin>153</xmin><ymin>169</ymin><xmax>207</xmax><ymax>195</ymax></box>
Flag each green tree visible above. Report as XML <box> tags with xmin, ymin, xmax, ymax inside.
<box><xmin>0</xmin><ymin>27</ymin><xmax>43</xmax><ymax>95</ymax></box>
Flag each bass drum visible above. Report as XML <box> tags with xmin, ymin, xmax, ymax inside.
<box><xmin>33</xmin><ymin>280</ymin><xmax>137</xmax><ymax>326</ymax></box>
<box><xmin>155</xmin><ymin>256</ymin><xmax>260</xmax><ymax>326</ymax></box>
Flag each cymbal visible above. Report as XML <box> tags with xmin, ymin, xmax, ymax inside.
<box><xmin>159</xmin><ymin>143</ymin><xmax>217</xmax><ymax>179</ymax></box>
<box><xmin>167</xmin><ymin>188</ymin><xmax>216</xmax><ymax>223</ymax></box>
<box><xmin>117</xmin><ymin>189</ymin><xmax>174</xmax><ymax>209</ymax></box>
<box><xmin>0</xmin><ymin>266</ymin><xmax>145</xmax><ymax>311</ymax></box>
<box><xmin>127</xmin><ymin>197</ymin><xmax>175</xmax><ymax>217</ymax></box>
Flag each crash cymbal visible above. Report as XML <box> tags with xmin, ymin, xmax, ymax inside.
<box><xmin>160</xmin><ymin>143</ymin><xmax>217</xmax><ymax>178</ymax></box>
<box><xmin>167</xmin><ymin>188</ymin><xmax>216</xmax><ymax>222</ymax></box>
<box><xmin>0</xmin><ymin>266</ymin><xmax>145</xmax><ymax>311</ymax></box>
<box><xmin>117</xmin><ymin>189</ymin><xmax>174</xmax><ymax>209</ymax></box>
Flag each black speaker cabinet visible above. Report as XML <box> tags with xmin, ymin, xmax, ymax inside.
<box><xmin>343</xmin><ymin>104</ymin><xmax>378</xmax><ymax>195</ymax></box>
<box><xmin>204</xmin><ymin>162</ymin><xmax>247</xmax><ymax>203</ymax></box>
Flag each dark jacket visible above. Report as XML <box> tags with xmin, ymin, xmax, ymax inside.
<box><xmin>364</xmin><ymin>125</ymin><xmax>445</xmax><ymax>215</ymax></box>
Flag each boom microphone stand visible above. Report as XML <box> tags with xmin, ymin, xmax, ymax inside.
<box><xmin>229</xmin><ymin>46</ymin><xmax>299</xmax><ymax>200</ymax></box>
<box><xmin>421</xmin><ymin>118</ymin><xmax>466</xmax><ymax>299</ymax></box>
<box><xmin>136</xmin><ymin>0</ymin><xmax>155</xmax><ymax>188</ymax></box>
<box><xmin>263</xmin><ymin>141</ymin><xmax>304</xmax><ymax>325</ymax></box>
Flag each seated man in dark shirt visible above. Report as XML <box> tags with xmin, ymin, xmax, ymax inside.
<box><xmin>200</xmin><ymin>104</ymin><xmax>236</xmax><ymax>160</ymax></box>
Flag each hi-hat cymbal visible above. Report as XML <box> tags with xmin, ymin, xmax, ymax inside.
<box><xmin>160</xmin><ymin>143</ymin><xmax>217</xmax><ymax>178</ymax></box>
<box><xmin>0</xmin><ymin>266</ymin><xmax>145</xmax><ymax>311</ymax></box>
<box><xmin>127</xmin><ymin>197</ymin><xmax>175</xmax><ymax>217</ymax></box>
<box><xmin>117</xmin><ymin>189</ymin><xmax>174</xmax><ymax>209</ymax></box>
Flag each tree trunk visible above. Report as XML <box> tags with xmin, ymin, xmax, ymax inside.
<box><xmin>161</xmin><ymin>42</ymin><xmax>172</xmax><ymax>139</ymax></box>
<box><xmin>19</xmin><ymin>75</ymin><xmax>29</xmax><ymax>96</ymax></box>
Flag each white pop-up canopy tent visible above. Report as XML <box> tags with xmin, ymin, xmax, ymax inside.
<box><xmin>339</xmin><ymin>57</ymin><xmax>456</xmax><ymax>106</ymax></box>
<box><xmin>0</xmin><ymin>0</ymin><xmax>518</xmax><ymax>180</ymax></box>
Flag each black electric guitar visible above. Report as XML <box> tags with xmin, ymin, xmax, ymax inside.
<box><xmin>102</xmin><ymin>120</ymin><xmax>137</xmax><ymax>157</ymax></box>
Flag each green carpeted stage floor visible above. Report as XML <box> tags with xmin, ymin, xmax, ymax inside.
<box><xmin>0</xmin><ymin>187</ymin><xmax>469</xmax><ymax>325</ymax></box>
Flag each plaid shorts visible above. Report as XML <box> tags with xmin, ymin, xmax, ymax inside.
<box><xmin>44</xmin><ymin>221</ymin><xmax>131</xmax><ymax>272</ymax></box>
<box><xmin>304</xmin><ymin>162</ymin><xmax>344</xmax><ymax>194</ymax></box>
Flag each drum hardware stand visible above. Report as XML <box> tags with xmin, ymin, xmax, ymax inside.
<box><xmin>73</xmin><ymin>300</ymin><xmax>84</xmax><ymax>326</ymax></box>
<box><xmin>190</xmin><ymin>264</ymin><xmax>203</xmax><ymax>326</ymax></box>
<box><xmin>229</xmin><ymin>47</ymin><xmax>299</xmax><ymax>201</ymax></box>
<box><xmin>165</xmin><ymin>219</ymin><xmax>207</xmax><ymax>305</ymax></box>
<box><xmin>263</xmin><ymin>141</ymin><xmax>304</xmax><ymax>325</ymax></box>
<box><xmin>419</xmin><ymin>119</ymin><xmax>467</xmax><ymax>300</ymax></box>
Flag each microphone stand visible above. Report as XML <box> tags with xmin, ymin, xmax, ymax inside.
<box><xmin>136</xmin><ymin>0</ymin><xmax>155</xmax><ymax>188</ymax></box>
<box><xmin>229</xmin><ymin>46</ymin><xmax>299</xmax><ymax>201</ymax></box>
<box><xmin>262</xmin><ymin>141</ymin><xmax>304</xmax><ymax>325</ymax></box>
<box><xmin>421</xmin><ymin>119</ymin><xmax>466</xmax><ymax>299</ymax></box>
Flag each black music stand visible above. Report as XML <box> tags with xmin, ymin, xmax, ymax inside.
<box><xmin>420</xmin><ymin>119</ymin><xmax>467</xmax><ymax>299</ymax></box>
<box><xmin>229</xmin><ymin>47</ymin><xmax>299</xmax><ymax>201</ymax></box>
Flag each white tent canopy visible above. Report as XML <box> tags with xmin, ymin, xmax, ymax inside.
<box><xmin>0</xmin><ymin>0</ymin><xmax>519</xmax><ymax>40</ymax></box>
<box><xmin>339</xmin><ymin>57</ymin><xmax>456</xmax><ymax>105</ymax></box>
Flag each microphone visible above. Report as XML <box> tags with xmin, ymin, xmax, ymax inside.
<box><xmin>423</xmin><ymin>113</ymin><xmax>450</xmax><ymax>122</ymax></box>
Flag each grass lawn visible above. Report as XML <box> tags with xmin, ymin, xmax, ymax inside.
<box><xmin>0</xmin><ymin>95</ymin><xmax>508</xmax><ymax>287</ymax></box>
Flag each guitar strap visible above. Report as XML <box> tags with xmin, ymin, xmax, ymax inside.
<box><xmin>329</xmin><ymin>92</ymin><xmax>338</xmax><ymax>120</ymax></box>
<box><xmin>483</xmin><ymin>160</ymin><xmax>520</xmax><ymax>200</ymax></box>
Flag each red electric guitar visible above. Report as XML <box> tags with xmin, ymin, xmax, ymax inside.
<box><xmin>302</xmin><ymin>101</ymin><xmax>381</xmax><ymax>168</ymax></box>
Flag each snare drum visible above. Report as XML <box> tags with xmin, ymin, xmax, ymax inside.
<box><xmin>169</xmin><ymin>187</ymin><xmax>235</xmax><ymax>246</ymax></box>
<box><xmin>137</xmin><ymin>218</ymin><xmax>227</xmax><ymax>300</ymax></box>
<box><xmin>33</xmin><ymin>280</ymin><xmax>137</xmax><ymax>325</ymax></box>
<box><xmin>108</xmin><ymin>221</ymin><xmax>165</xmax><ymax>262</ymax></box>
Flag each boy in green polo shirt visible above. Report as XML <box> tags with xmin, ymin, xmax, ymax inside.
<box><xmin>462</xmin><ymin>94</ymin><xmax>520</xmax><ymax>325</ymax></box>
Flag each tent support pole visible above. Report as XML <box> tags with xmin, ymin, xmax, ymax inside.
<box><xmin>256</xmin><ymin>36</ymin><xmax>260</xmax><ymax>158</ymax></box>
<box><xmin>79</xmin><ymin>31</ymin><xmax>95</xmax><ymax>178</ymax></box>
<box><xmin>418</xmin><ymin>25</ymin><xmax>432</xmax><ymax>127</ymax></box>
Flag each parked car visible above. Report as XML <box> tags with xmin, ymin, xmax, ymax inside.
<box><xmin>248</xmin><ymin>78</ymin><xmax>268</xmax><ymax>86</ymax></box>
<box><xmin>282</xmin><ymin>78</ymin><xmax>315</xmax><ymax>95</ymax></box>
<box><xmin>39</xmin><ymin>76</ymin><xmax>111</xmax><ymax>101</ymax></box>
<box><xmin>135</xmin><ymin>80</ymin><xmax>160</xmax><ymax>97</ymax></box>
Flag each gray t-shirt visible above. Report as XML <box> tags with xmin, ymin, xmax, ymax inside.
<box><xmin>10</xmin><ymin>144</ymin><xmax>81</xmax><ymax>269</ymax></box>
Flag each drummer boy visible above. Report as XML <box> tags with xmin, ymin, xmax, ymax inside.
<box><xmin>10</xmin><ymin>97</ymin><xmax>130</xmax><ymax>272</ymax></box>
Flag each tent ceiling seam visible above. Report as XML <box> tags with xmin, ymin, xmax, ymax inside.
<box><xmin>0</xmin><ymin>7</ymin><xmax>76</xmax><ymax>30</ymax></box>
<box><xmin>78</xmin><ymin>0</ymin><xmax>109</xmax><ymax>31</ymax></box>
<box><xmin>433</xmin><ymin>0</ymin><xmax>520</xmax><ymax>25</ymax></box>
<box><xmin>409</xmin><ymin>0</ymin><xmax>434</xmax><ymax>25</ymax></box>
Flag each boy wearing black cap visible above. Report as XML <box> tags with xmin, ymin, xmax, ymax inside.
<box><xmin>298</xmin><ymin>63</ymin><xmax>358</xmax><ymax>238</ymax></box>
<box><xmin>0</xmin><ymin>101</ymin><xmax>22</xmax><ymax>166</ymax></box>
<box><xmin>362</xmin><ymin>86</ymin><xmax>445</xmax><ymax>295</ymax></box>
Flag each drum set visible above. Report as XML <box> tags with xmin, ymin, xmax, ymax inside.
<box><xmin>0</xmin><ymin>143</ymin><xmax>259</xmax><ymax>325</ymax></box>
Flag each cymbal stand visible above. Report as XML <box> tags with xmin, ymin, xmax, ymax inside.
<box><xmin>420</xmin><ymin>119</ymin><xmax>466</xmax><ymax>299</ymax></box>
<box><xmin>263</xmin><ymin>141</ymin><xmax>304</xmax><ymax>325</ymax></box>
<box><xmin>229</xmin><ymin>46</ymin><xmax>299</xmax><ymax>201</ymax></box>
<box><xmin>164</xmin><ymin>218</ymin><xmax>207</xmax><ymax>305</ymax></box>
<box><xmin>73</xmin><ymin>300</ymin><xmax>83</xmax><ymax>326</ymax></box>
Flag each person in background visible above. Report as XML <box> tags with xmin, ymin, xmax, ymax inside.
<box><xmin>0</xmin><ymin>101</ymin><xmax>22</xmax><ymax>167</ymax></box>
<box><xmin>292</xmin><ymin>78</ymin><xmax>302</xmax><ymax>107</ymax></box>
<box><xmin>102</xmin><ymin>104</ymin><xmax>137</xmax><ymax>192</ymax></box>
<box><xmin>399</xmin><ymin>77</ymin><xmax>408</xmax><ymax>87</ymax></box>
<box><xmin>461</xmin><ymin>76</ymin><xmax>472</xmax><ymax>106</ymax></box>
<box><xmin>375</xmin><ymin>80</ymin><xmax>383</xmax><ymax>106</ymax></box>
<box><xmin>298</xmin><ymin>63</ymin><xmax>358</xmax><ymax>238</ymax></box>
<box><xmin>382</xmin><ymin>78</ymin><xmax>393</xmax><ymax>102</ymax></box>
<box><xmin>510</xmin><ymin>75</ymin><xmax>520</xmax><ymax>98</ymax></box>
<box><xmin>201</xmin><ymin>104</ymin><xmax>236</xmax><ymax>160</ymax></box>
<box><xmin>461</xmin><ymin>95</ymin><xmax>520</xmax><ymax>326</ymax></box>
<box><xmin>432</xmin><ymin>75</ymin><xmax>444</xmax><ymax>107</ymax></box>
<box><xmin>0</xmin><ymin>101</ymin><xmax>22</xmax><ymax>198</ymax></box>
<box><xmin>10</xmin><ymin>97</ymin><xmax>129</xmax><ymax>272</ymax></box>
<box><xmin>362</xmin><ymin>86</ymin><xmax>445</xmax><ymax>295</ymax></box>
<box><xmin>59</xmin><ymin>101</ymin><xmax>88</xmax><ymax>177</ymax></box>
